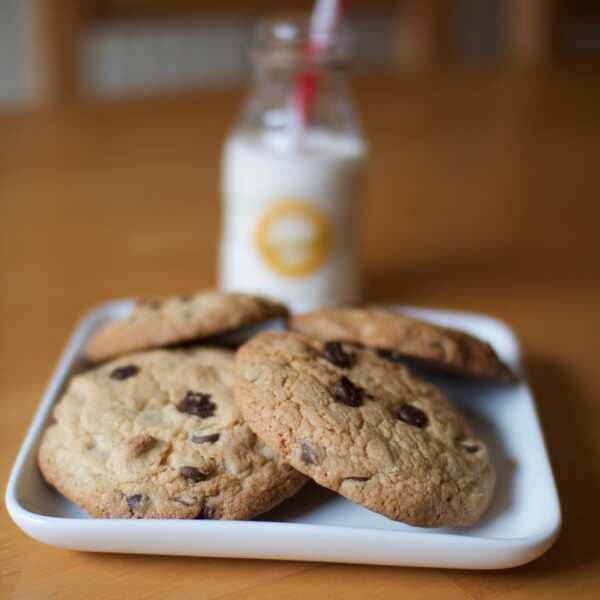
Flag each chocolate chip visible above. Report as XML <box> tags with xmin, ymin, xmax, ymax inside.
<box><xmin>180</xmin><ymin>466</ymin><xmax>210</xmax><ymax>483</ymax></box>
<box><xmin>177</xmin><ymin>391</ymin><xmax>216</xmax><ymax>418</ymax></box>
<box><xmin>301</xmin><ymin>443</ymin><xmax>318</xmax><ymax>465</ymax></box>
<box><xmin>110</xmin><ymin>364</ymin><xmax>140</xmax><ymax>380</ymax></box>
<box><xmin>333</xmin><ymin>376</ymin><xmax>363</xmax><ymax>407</ymax></box>
<box><xmin>323</xmin><ymin>341</ymin><xmax>354</xmax><ymax>368</ymax></box>
<box><xmin>394</xmin><ymin>404</ymin><xmax>428</xmax><ymax>428</ymax></box>
<box><xmin>376</xmin><ymin>348</ymin><xmax>404</xmax><ymax>364</ymax></box>
<box><xmin>197</xmin><ymin>505</ymin><xmax>214</xmax><ymax>519</ymax></box>
<box><xmin>461</xmin><ymin>442</ymin><xmax>479</xmax><ymax>453</ymax></box>
<box><xmin>126</xmin><ymin>494</ymin><xmax>144</xmax><ymax>510</ymax></box>
<box><xmin>191</xmin><ymin>433</ymin><xmax>220</xmax><ymax>444</ymax></box>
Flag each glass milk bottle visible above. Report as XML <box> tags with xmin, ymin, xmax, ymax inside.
<box><xmin>220</xmin><ymin>18</ymin><xmax>367</xmax><ymax>312</ymax></box>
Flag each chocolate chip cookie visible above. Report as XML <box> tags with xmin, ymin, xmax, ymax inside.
<box><xmin>235</xmin><ymin>332</ymin><xmax>495</xmax><ymax>527</ymax></box>
<box><xmin>291</xmin><ymin>307</ymin><xmax>513</xmax><ymax>382</ymax></box>
<box><xmin>86</xmin><ymin>291</ymin><xmax>289</xmax><ymax>363</ymax></box>
<box><xmin>38</xmin><ymin>348</ymin><xmax>305</xmax><ymax>519</ymax></box>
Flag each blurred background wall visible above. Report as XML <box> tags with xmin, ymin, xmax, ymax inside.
<box><xmin>1</xmin><ymin>0</ymin><xmax>599</xmax><ymax>108</ymax></box>
<box><xmin>0</xmin><ymin>0</ymin><xmax>30</xmax><ymax>105</ymax></box>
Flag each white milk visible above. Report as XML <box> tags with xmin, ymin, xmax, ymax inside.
<box><xmin>219</xmin><ymin>128</ymin><xmax>366</xmax><ymax>312</ymax></box>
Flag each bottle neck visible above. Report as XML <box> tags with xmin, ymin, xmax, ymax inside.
<box><xmin>240</xmin><ymin>64</ymin><xmax>359</xmax><ymax>139</ymax></box>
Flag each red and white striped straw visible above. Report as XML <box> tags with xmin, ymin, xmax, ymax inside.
<box><xmin>293</xmin><ymin>0</ymin><xmax>342</xmax><ymax>134</ymax></box>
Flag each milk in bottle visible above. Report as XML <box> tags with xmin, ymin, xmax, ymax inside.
<box><xmin>220</xmin><ymin>18</ymin><xmax>367</xmax><ymax>311</ymax></box>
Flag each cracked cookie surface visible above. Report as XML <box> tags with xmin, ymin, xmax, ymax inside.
<box><xmin>235</xmin><ymin>332</ymin><xmax>495</xmax><ymax>527</ymax></box>
<box><xmin>290</xmin><ymin>307</ymin><xmax>513</xmax><ymax>382</ymax></box>
<box><xmin>38</xmin><ymin>348</ymin><xmax>305</xmax><ymax>519</ymax></box>
<box><xmin>86</xmin><ymin>290</ymin><xmax>289</xmax><ymax>363</ymax></box>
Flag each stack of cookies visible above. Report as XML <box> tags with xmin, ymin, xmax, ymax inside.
<box><xmin>39</xmin><ymin>291</ymin><xmax>513</xmax><ymax>527</ymax></box>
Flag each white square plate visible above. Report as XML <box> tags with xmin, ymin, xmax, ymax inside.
<box><xmin>5</xmin><ymin>302</ymin><xmax>561</xmax><ymax>569</ymax></box>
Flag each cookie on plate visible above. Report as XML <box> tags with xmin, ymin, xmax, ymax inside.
<box><xmin>86</xmin><ymin>290</ymin><xmax>289</xmax><ymax>363</ymax></box>
<box><xmin>291</xmin><ymin>307</ymin><xmax>513</xmax><ymax>382</ymax></box>
<box><xmin>38</xmin><ymin>348</ymin><xmax>306</xmax><ymax>519</ymax></box>
<box><xmin>235</xmin><ymin>332</ymin><xmax>495</xmax><ymax>527</ymax></box>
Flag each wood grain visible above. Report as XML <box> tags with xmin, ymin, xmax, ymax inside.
<box><xmin>1</xmin><ymin>68</ymin><xmax>600</xmax><ymax>599</ymax></box>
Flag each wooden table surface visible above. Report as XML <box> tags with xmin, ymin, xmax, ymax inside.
<box><xmin>1</xmin><ymin>67</ymin><xmax>599</xmax><ymax>599</ymax></box>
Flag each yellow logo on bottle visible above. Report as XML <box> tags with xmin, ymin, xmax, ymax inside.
<box><xmin>255</xmin><ymin>200</ymin><xmax>331</xmax><ymax>277</ymax></box>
